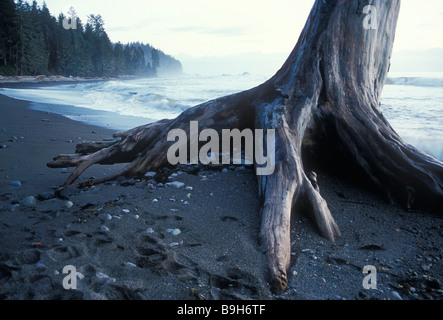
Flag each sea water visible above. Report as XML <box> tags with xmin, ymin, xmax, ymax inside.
<box><xmin>1</xmin><ymin>72</ymin><xmax>442</xmax><ymax>161</ymax></box>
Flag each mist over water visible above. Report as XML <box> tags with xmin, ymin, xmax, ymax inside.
<box><xmin>1</xmin><ymin>72</ymin><xmax>442</xmax><ymax>161</ymax></box>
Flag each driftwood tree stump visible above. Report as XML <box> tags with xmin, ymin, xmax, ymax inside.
<box><xmin>49</xmin><ymin>0</ymin><xmax>443</xmax><ymax>293</ymax></box>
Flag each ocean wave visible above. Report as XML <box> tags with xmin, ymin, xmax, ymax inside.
<box><xmin>1</xmin><ymin>74</ymin><xmax>441</xmax><ymax>160</ymax></box>
<box><xmin>386</xmin><ymin>76</ymin><xmax>443</xmax><ymax>87</ymax></box>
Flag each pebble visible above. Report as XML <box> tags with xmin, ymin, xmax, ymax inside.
<box><xmin>120</xmin><ymin>179</ymin><xmax>136</xmax><ymax>186</ymax></box>
<box><xmin>105</xmin><ymin>214</ymin><xmax>113</xmax><ymax>221</ymax></box>
<box><xmin>35</xmin><ymin>262</ymin><xmax>46</xmax><ymax>272</ymax></box>
<box><xmin>96</xmin><ymin>272</ymin><xmax>115</xmax><ymax>283</ymax></box>
<box><xmin>146</xmin><ymin>228</ymin><xmax>155</xmax><ymax>234</ymax></box>
<box><xmin>60</xmin><ymin>168</ymin><xmax>68</xmax><ymax>174</ymax></box>
<box><xmin>186</xmin><ymin>193</ymin><xmax>192</xmax><ymax>199</ymax></box>
<box><xmin>21</xmin><ymin>196</ymin><xmax>36</xmax><ymax>207</ymax></box>
<box><xmin>100</xmin><ymin>226</ymin><xmax>110</xmax><ymax>232</ymax></box>
<box><xmin>185</xmin><ymin>186</ymin><xmax>193</xmax><ymax>191</ymax></box>
<box><xmin>166</xmin><ymin>181</ymin><xmax>185</xmax><ymax>189</ymax></box>
<box><xmin>122</xmin><ymin>209</ymin><xmax>130</xmax><ymax>213</ymax></box>
<box><xmin>169</xmin><ymin>241</ymin><xmax>183</xmax><ymax>248</ymax></box>
<box><xmin>37</xmin><ymin>191</ymin><xmax>55</xmax><ymax>201</ymax></box>
<box><xmin>422</xmin><ymin>264</ymin><xmax>431</xmax><ymax>272</ymax></box>
<box><xmin>59</xmin><ymin>187</ymin><xmax>81</xmax><ymax>199</ymax></box>
<box><xmin>10</xmin><ymin>180</ymin><xmax>21</xmax><ymax>187</ymax></box>
<box><xmin>166</xmin><ymin>228</ymin><xmax>182</xmax><ymax>236</ymax></box>
<box><xmin>222</xmin><ymin>168</ymin><xmax>229</xmax><ymax>173</ymax></box>
<box><xmin>0</xmin><ymin>144</ymin><xmax>7</xmax><ymax>149</ymax></box>
<box><xmin>144</xmin><ymin>171</ymin><xmax>156</xmax><ymax>178</ymax></box>
<box><xmin>152</xmin><ymin>199</ymin><xmax>159</xmax><ymax>203</ymax></box>
<box><xmin>65</xmin><ymin>201</ymin><xmax>74</xmax><ymax>209</ymax></box>
<box><xmin>391</xmin><ymin>291</ymin><xmax>403</xmax><ymax>300</ymax></box>
<box><xmin>124</xmin><ymin>262</ymin><xmax>138</xmax><ymax>268</ymax></box>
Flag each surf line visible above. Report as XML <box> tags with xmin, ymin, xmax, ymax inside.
<box><xmin>166</xmin><ymin>121</ymin><xmax>276</xmax><ymax>176</ymax></box>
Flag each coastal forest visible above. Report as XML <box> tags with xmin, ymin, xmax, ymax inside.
<box><xmin>0</xmin><ymin>0</ymin><xmax>182</xmax><ymax>77</ymax></box>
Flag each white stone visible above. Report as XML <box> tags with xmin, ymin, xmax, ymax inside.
<box><xmin>166</xmin><ymin>181</ymin><xmax>185</xmax><ymax>189</ymax></box>
<box><xmin>10</xmin><ymin>180</ymin><xmax>21</xmax><ymax>187</ymax></box>
<box><xmin>21</xmin><ymin>196</ymin><xmax>36</xmax><ymax>207</ymax></box>
<box><xmin>124</xmin><ymin>262</ymin><xmax>138</xmax><ymax>268</ymax></box>
<box><xmin>100</xmin><ymin>226</ymin><xmax>110</xmax><ymax>232</ymax></box>
<box><xmin>65</xmin><ymin>201</ymin><xmax>73</xmax><ymax>209</ymax></box>
<box><xmin>144</xmin><ymin>171</ymin><xmax>156</xmax><ymax>178</ymax></box>
<box><xmin>166</xmin><ymin>228</ymin><xmax>182</xmax><ymax>236</ymax></box>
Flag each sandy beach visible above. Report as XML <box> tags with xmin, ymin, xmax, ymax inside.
<box><xmin>0</xmin><ymin>91</ymin><xmax>442</xmax><ymax>301</ymax></box>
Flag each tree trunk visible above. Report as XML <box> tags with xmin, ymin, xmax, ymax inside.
<box><xmin>48</xmin><ymin>0</ymin><xmax>443</xmax><ymax>293</ymax></box>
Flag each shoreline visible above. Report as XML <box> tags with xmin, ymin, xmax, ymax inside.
<box><xmin>0</xmin><ymin>75</ymin><xmax>140</xmax><ymax>88</ymax></box>
<box><xmin>0</xmin><ymin>79</ymin><xmax>155</xmax><ymax>131</ymax></box>
<box><xmin>0</xmin><ymin>92</ymin><xmax>442</xmax><ymax>300</ymax></box>
<box><xmin>0</xmin><ymin>94</ymin><xmax>128</xmax><ymax>196</ymax></box>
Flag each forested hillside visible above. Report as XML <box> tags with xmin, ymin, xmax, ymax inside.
<box><xmin>0</xmin><ymin>0</ymin><xmax>182</xmax><ymax>77</ymax></box>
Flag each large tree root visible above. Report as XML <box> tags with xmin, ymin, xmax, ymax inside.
<box><xmin>48</xmin><ymin>0</ymin><xmax>442</xmax><ymax>294</ymax></box>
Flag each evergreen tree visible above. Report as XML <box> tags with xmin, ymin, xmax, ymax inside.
<box><xmin>151</xmin><ymin>48</ymin><xmax>160</xmax><ymax>76</ymax></box>
<box><xmin>14</xmin><ymin>0</ymin><xmax>48</xmax><ymax>75</ymax></box>
<box><xmin>113</xmin><ymin>42</ymin><xmax>126</xmax><ymax>75</ymax></box>
<box><xmin>39</xmin><ymin>2</ymin><xmax>57</xmax><ymax>73</ymax></box>
<box><xmin>0</xmin><ymin>0</ymin><xmax>17</xmax><ymax>75</ymax></box>
<box><xmin>86</xmin><ymin>14</ymin><xmax>114</xmax><ymax>76</ymax></box>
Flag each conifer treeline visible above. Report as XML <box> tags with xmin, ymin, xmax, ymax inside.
<box><xmin>0</xmin><ymin>0</ymin><xmax>182</xmax><ymax>77</ymax></box>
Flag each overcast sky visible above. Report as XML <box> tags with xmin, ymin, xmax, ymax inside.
<box><xmin>36</xmin><ymin>0</ymin><xmax>443</xmax><ymax>75</ymax></box>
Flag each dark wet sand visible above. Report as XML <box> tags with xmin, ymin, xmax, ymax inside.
<box><xmin>0</xmin><ymin>93</ymin><xmax>442</xmax><ymax>301</ymax></box>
